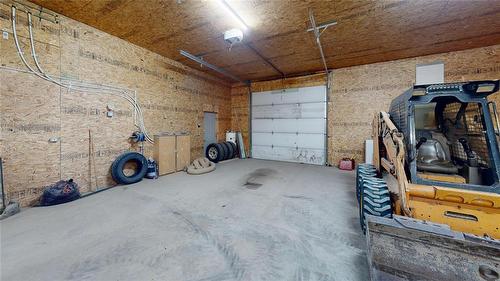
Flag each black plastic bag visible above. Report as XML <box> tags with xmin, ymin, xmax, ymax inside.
<box><xmin>40</xmin><ymin>179</ymin><xmax>80</xmax><ymax>206</ymax></box>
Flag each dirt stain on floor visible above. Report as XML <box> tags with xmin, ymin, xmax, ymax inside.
<box><xmin>243</xmin><ymin>168</ymin><xmax>277</xmax><ymax>189</ymax></box>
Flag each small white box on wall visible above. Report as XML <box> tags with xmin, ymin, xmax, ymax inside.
<box><xmin>416</xmin><ymin>61</ymin><xmax>444</xmax><ymax>85</ymax></box>
<box><xmin>226</xmin><ymin>131</ymin><xmax>237</xmax><ymax>144</ymax></box>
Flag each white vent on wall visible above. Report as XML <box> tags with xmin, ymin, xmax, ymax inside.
<box><xmin>416</xmin><ymin>61</ymin><xmax>444</xmax><ymax>85</ymax></box>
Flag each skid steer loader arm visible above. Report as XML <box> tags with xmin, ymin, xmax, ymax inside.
<box><xmin>366</xmin><ymin>215</ymin><xmax>500</xmax><ymax>281</ymax></box>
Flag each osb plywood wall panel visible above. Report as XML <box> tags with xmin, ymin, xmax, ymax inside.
<box><xmin>230</xmin><ymin>85</ymin><xmax>250</xmax><ymax>155</ymax></box>
<box><xmin>231</xmin><ymin>45</ymin><xmax>500</xmax><ymax>166</ymax></box>
<box><xmin>0</xmin><ymin>2</ymin><xmax>231</xmax><ymax>206</ymax></box>
<box><xmin>251</xmin><ymin>74</ymin><xmax>326</xmax><ymax>93</ymax></box>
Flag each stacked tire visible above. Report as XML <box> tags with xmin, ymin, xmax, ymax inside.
<box><xmin>356</xmin><ymin>163</ymin><xmax>392</xmax><ymax>234</ymax></box>
<box><xmin>205</xmin><ymin>141</ymin><xmax>238</xmax><ymax>163</ymax></box>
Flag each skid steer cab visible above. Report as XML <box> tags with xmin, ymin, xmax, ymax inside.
<box><xmin>357</xmin><ymin>80</ymin><xmax>500</xmax><ymax>281</ymax></box>
<box><xmin>402</xmin><ymin>80</ymin><xmax>500</xmax><ymax>190</ymax></box>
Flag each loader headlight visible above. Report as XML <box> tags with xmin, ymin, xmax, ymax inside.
<box><xmin>476</xmin><ymin>83</ymin><xmax>496</xmax><ymax>93</ymax></box>
<box><xmin>412</xmin><ymin>89</ymin><xmax>426</xmax><ymax>96</ymax></box>
<box><xmin>463</xmin><ymin>80</ymin><xmax>499</xmax><ymax>94</ymax></box>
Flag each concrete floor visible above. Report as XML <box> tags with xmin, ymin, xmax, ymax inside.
<box><xmin>1</xmin><ymin>159</ymin><xmax>368</xmax><ymax>281</ymax></box>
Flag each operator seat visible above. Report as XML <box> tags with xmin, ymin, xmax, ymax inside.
<box><xmin>416</xmin><ymin>131</ymin><xmax>459</xmax><ymax>174</ymax></box>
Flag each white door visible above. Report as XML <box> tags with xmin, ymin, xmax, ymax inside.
<box><xmin>251</xmin><ymin>85</ymin><xmax>327</xmax><ymax>165</ymax></box>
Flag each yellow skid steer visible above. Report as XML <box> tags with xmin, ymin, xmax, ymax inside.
<box><xmin>357</xmin><ymin>80</ymin><xmax>500</xmax><ymax>281</ymax></box>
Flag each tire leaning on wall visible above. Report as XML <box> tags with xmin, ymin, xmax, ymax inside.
<box><xmin>111</xmin><ymin>152</ymin><xmax>148</xmax><ymax>184</ymax></box>
<box><xmin>228</xmin><ymin>141</ymin><xmax>238</xmax><ymax>158</ymax></box>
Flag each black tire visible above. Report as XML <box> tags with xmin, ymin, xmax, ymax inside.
<box><xmin>224</xmin><ymin>142</ymin><xmax>234</xmax><ymax>160</ymax></box>
<box><xmin>359</xmin><ymin>177</ymin><xmax>392</xmax><ymax>234</ymax></box>
<box><xmin>216</xmin><ymin>143</ymin><xmax>226</xmax><ymax>161</ymax></box>
<box><xmin>111</xmin><ymin>152</ymin><xmax>148</xmax><ymax>184</ymax></box>
<box><xmin>220</xmin><ymin>142</ymin><xmax>230</xmax><ymax>161</ymax></box>
<box><xmin>356</xmin><ymin>164</ymin><xmax>377</xmax><ymax>204</ymax></box>
<box><xmin>228</xmin><ymin>141</ymin><xmax>237</xmax><ymax>158</ymax></box>
<box><xmin>206</xmin><ymin>143</ymin><xmax>224</xmax><ymax>163</ymax></box>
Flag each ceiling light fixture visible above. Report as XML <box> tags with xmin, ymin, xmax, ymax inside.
<box><xmin>217</xmin><ymin>0</ymin><xmax>249</xmax><ymax>30</ymax></box>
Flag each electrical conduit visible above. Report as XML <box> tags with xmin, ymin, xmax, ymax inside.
<box><xmin>11</xmin><ymin>6</ymin><xmax>153</xmax><ymax>143</ymax></box>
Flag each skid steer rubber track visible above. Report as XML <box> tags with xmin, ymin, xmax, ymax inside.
<box><xmin>359</xmin><ymin>175</ymin><xmax>392</xmax><ymax>234</ymax></box>
<box><xmin>356</xmin><ymin>164</ymin><xmax>377</xmax><ymax>204</ymax></box>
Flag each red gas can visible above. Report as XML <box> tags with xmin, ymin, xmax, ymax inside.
<box><xmin>339</xmin><ymin>158</ymin><xmax>355</xmax><ymax>171</ymax></box>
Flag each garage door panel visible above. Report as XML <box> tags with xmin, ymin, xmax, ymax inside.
<box><xmin>297</xmin><ymin>86</ymin><xmax>327</xmax><ymax>102</ymax></box>
<box><xmin>252</xmin><ymin>103</ymin><xmax>325</xmax><ymax>119</ymax></box>
<box><xmin>276</xmin><ymin>87</ymin><xmax>326</xmax><ymax>103</ymax></box>
<box><xmin>296</xmin><ymin>119</ymin><xmax>326</xmax><ymax>133</ymax></box>
<box><xmin>252</xmin><ymin>91</ymin><xmax>273</xmax><ymax>105</ymax></box>
<box><xmin>253</xmin><ymin>133</ymin><xmax>296</xmax><ymax>147</ymax></box>
<box><xmin>252</xmin><ymin>104</ymin><xmax>300</xmax><ymax>119</ymax></box>
<box><xmin>255</xmin><ymin>89</ymin><xmax>302</xmax><ymax>105</ymax></box>
<box><xmin>272</xmin><ymin>133</ymin><xmax>297</xmax><ymax>147</ymax></box>
<box><xmin>252</xmin><ymin>119</ymin><xmax>274</xmax><ymax>132</ymax></box>
<box><xmin>271</xmin><ymin>119</ymin><xmax>297</xmax><ymax>132</ymax></box>
<box><xmin>252</xmin><ymin>146</ymin><xmax>289</xmax><ymax>162</ymax></box>
<box><xmin>251</xmin><ymin>85</ymin><xmax>326</xmax><ymax>165</ymax></box>
<box><xmin>254</xmin><ymin>132</ymin><xmax>305</xmax><ymax>148</ymax></box>
<box><xmin>252</xmin><ymin>86</ymin><xmax>326</xmax><ymax>106</ymax></box>
<box><xmin>252</xmin><ymin>132</ymin><xmax>273</xmax><ymax>146</ymax></box>
<box><xmin>252</xmin><ymin>119</ymin><xmax>325</xmax><ymax>134</ymax></box>
<box><xmin>296</xmin><ymin>134</ymin><xmax>324</xmax><ymax>148</ymax></box>
<box><xmin>253</xmin><ymin>132</ymin><xmax>324</xmax><ymax>148</ymax></box>
<box><xmin>252</xmin><ymin>146</ymin><xmax>325</xmax><ymax>165</ymax></box>
<box><xmin>300</xmin><ymin>103</ymin><xmax>326</xmax><ymax>118</ymax></box>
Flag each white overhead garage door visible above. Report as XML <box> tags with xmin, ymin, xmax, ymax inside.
<box><xmin>251</xmin><ymin>85</ymin><xmax>327</xmax><ymax>165</ymax></box>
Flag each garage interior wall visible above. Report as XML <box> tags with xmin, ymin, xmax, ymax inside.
<box><xmin>231</xmin><ymin>44</ymin><xmax>500</xmax><ymax>165</ymax></box>
<box><xmin>0</xmin><ymin>5</ymin><xmax>232</xmax><ymax>206</ymax></box>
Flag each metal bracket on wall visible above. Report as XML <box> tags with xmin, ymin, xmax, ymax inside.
<box><xmin>180</xmin><ymin>50</ymin><xmax>250</xmax><ymax>85</ymax></box>
<box><xmin>307</xmin><ymin>8</ymin><xmax>336</xmax><ymax>89</ymax></box>
<box><xmin>308</xmin><ymin>9</ymin><xmax>336</xmax><ymax>166</ymax></box>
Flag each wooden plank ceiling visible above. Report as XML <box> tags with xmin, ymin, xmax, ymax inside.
<box><xmin>31</xmin><ymin>0</ymin><xmax>500</xmax><ymax>83</ymax></box>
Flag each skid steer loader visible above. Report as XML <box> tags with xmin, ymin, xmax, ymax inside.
<box><xmin>356</xmin><ymin>80</ymin><xmax>500</xmax><ymax>281</ymax></box>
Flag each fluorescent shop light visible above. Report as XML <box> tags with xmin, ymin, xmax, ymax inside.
<box><xmin>217</xmin><ymin>0</ymin><xmax>249</xmax><ymax>30</ymax></box>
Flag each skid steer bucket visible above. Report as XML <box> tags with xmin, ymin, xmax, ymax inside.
<box><xmin>366</xmin><ymin>215</ymin><xmax>500</xmax><ymax>281</ymax></box>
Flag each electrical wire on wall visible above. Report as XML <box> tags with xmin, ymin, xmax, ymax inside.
<box><xmin>9</xmin><ymin>6</ymin><xmax>154</xmax><ymax>144</ymax></box>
